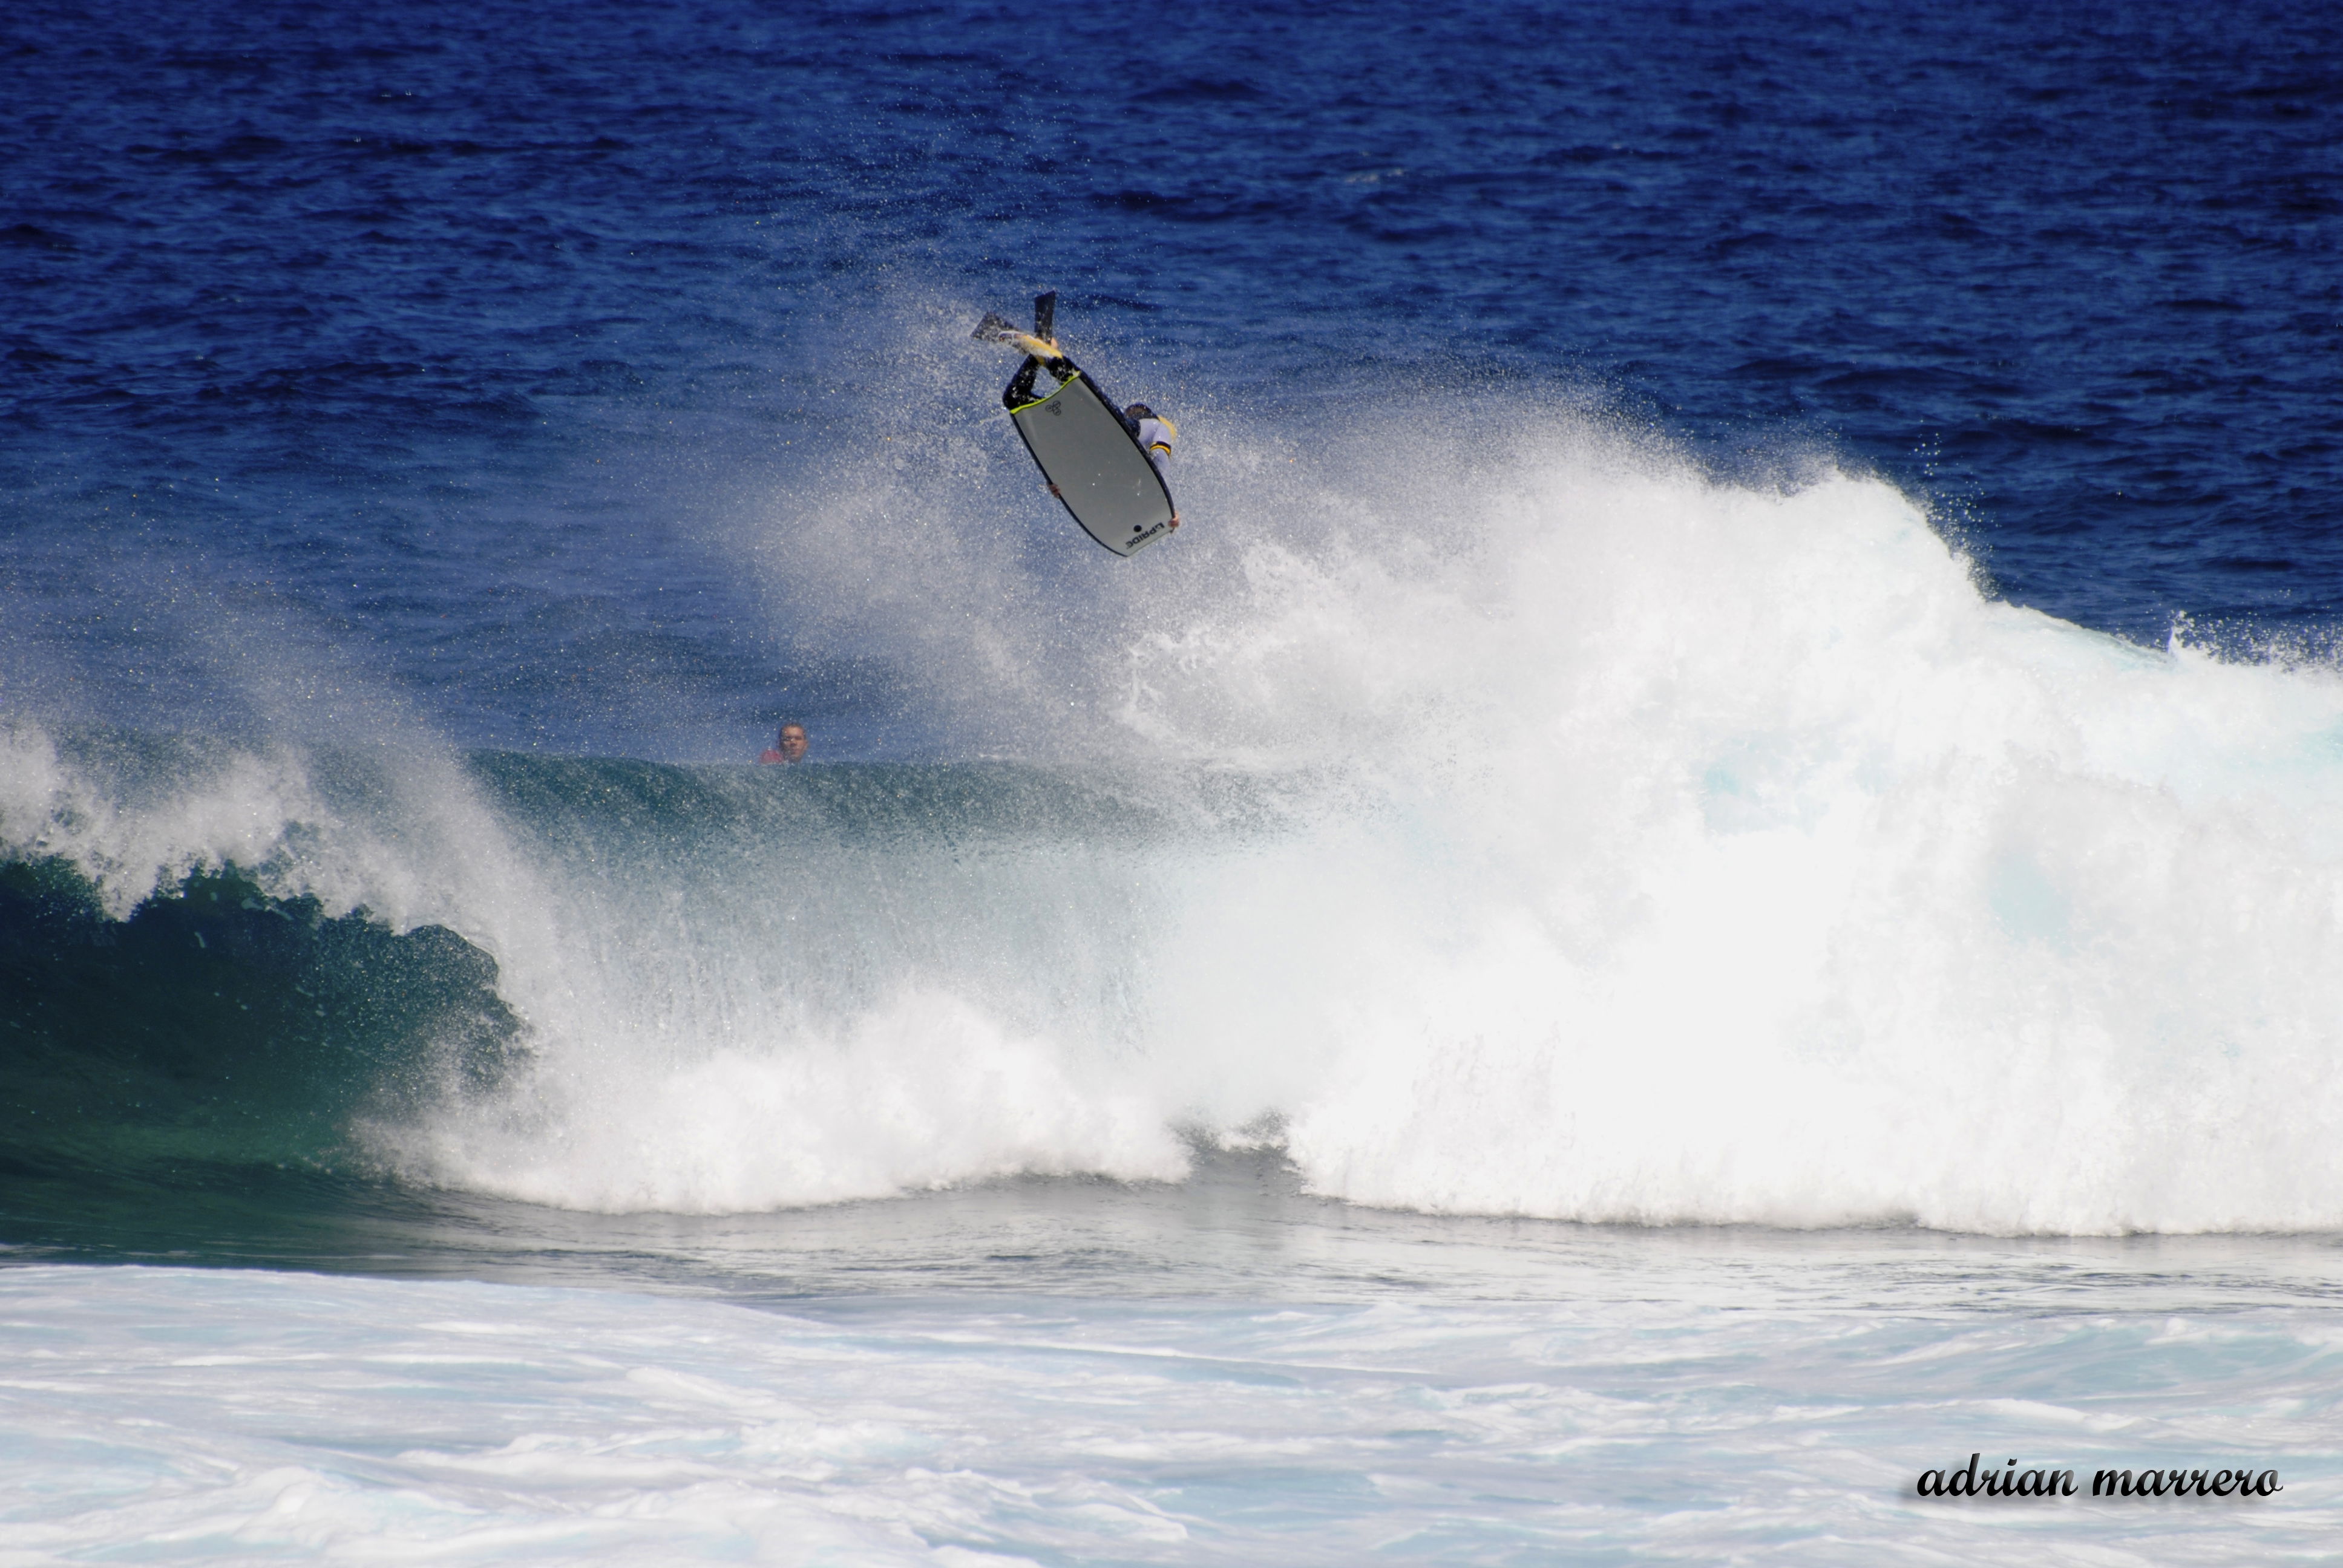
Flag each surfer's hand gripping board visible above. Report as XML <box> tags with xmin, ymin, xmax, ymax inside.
<box><xmin>973</xmin><ymin>292</ymin><xmax>1178</xmax><ymax>558</ymax></box>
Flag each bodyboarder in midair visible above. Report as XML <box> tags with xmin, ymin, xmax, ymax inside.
<box><xmin>975</xmin><ymin>295</ymin><xmax>1182</xmax><ymax>536</ymax></box>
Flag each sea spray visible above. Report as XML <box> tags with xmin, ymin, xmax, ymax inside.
<box><xmin>706</xmin><ymin>405</ymin><xmax>2343</xmax><ymax>1229</ymax></box>
<box><xmin>11</xmin><ymin>411</ymin><xmax>2343</xmax><ymax>1231</ymax></box>
<box><xmin>1126</xmin><ymin>425</ymin><xmax>2343</xmax><ymax>1232</ymax></box>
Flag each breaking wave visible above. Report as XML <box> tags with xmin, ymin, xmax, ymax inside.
<box><xmin>11</xmin><ymin>405</ymin><xmax>2343</xmax><ymax>1234</ymax></box>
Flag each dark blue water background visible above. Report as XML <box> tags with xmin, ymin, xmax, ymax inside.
<box><xmin>5</xmin><ymin>0</ymin><xmax>2339</xmax><ymax>760</ymax></box>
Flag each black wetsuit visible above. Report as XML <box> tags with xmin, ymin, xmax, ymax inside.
<box><xmin>1002</xmin><ymin>354</ymin><xmax>1144</xmax><ymax>439</ymax></box>
<box><xmin>1003</xmin><ymin>352</ymin><xmax>1073</xmax><ymax>409</ymax></box>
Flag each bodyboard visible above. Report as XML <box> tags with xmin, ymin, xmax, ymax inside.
<box><xmin>1009</xmin><ymin>373</ymin><xmax>1176</xmax><ymax>557</ymax></box>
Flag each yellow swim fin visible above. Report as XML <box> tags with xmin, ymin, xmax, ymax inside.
<box><xmin>971</xmin><ymin>315</ymin><xmax>1062</xmax><ymax>361</ymax></box>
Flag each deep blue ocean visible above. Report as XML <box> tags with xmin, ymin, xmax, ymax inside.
<box><xmin>8</xmin><ymin>0</ymin><xmax>2339</xmax><ymax>757</ymax></box>
<box><xmin>6</xmin><ymin>2</ymin><xmax>2343</xmax><ymax>1561</ymax></box>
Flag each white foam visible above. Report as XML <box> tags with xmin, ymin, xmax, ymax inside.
<box><xmin>393</xmin><ymin>990</ymin><xmax>1188</xmax><ymax>1212</ymax></box>
<box><xmin>568</xmin><ymin>402</ymin><xmax>2343</xmax><ymax>1230</ymax></box>
<box><xmin>4</xmin><ymin>1264</ymin><xmax>2336</xmax><ymax>1564</ymax></box>
<box><xmin>1118</xmin><ymin>423</ymin><xmax>2343</xmax><ymax>1232</ymax></box>
<box><xmin>18</xmin><ymin>400</ymin><xmax>2343</xmax><ymax>1233</ymax></box>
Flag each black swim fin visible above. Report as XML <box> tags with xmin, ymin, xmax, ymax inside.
<box><xmin>971</xmin><ymin>312</ymin><xmax>1021</xmax><ymax>344</ymax></box>
<box><xmin>1033</xmin><ymin>290</ymin><xmax>1056</xmax><ymax>342</ymax></box>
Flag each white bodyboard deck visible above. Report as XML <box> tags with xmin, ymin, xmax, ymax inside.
<box><xmin>1009</xmin><ymin>373</ymin><xmax>1175</xmax><ymax>557</ymax></box>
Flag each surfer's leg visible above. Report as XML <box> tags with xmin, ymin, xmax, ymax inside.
<box><xmin>1003</xmin><ymin>354</ymin><xmax>1081</xmax><ymax>409</ymax></box>
<box><xmin>1003</xmin><ymin>356</ymin><xmax>1042</xmax><ymax>409</ymax></box>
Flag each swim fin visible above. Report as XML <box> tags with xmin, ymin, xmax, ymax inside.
<box><xmin>974</xmin><ymin>309</ymin><xmax>1061</xmax><ymax>361</ymax></box>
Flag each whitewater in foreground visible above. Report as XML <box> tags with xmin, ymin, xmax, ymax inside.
<box><xmin>7</xmin><ymin>1215</ymin><xmax>2343</xmax><ymax>1565</ymax></box>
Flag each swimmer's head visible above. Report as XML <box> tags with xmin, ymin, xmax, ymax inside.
<box><xmin>1124</xmin><ymin>403</ymin><xmax>1154</xmax><ymax>420</ymax></box>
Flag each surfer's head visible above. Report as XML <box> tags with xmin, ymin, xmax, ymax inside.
<box><xmin>1124</xmin><ymin>403</ymin><xmax>1154</xmax><ymax>420</ymax></box>
<box><xmin>775</xmin><ymin>724</ymin><xmax>808</xmax><ymax>763</ymax></box>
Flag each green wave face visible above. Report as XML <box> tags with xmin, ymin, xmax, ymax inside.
<box><xmin>0</xmin><ymin>857</ymin><xmax>525</xmax><ymax>1183</ymax></box>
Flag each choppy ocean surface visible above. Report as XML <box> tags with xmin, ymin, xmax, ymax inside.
<box><xmin>7</xmin><ymin>0</ymin><xmax>2343</xmax><ymax>1559</ymax></box>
